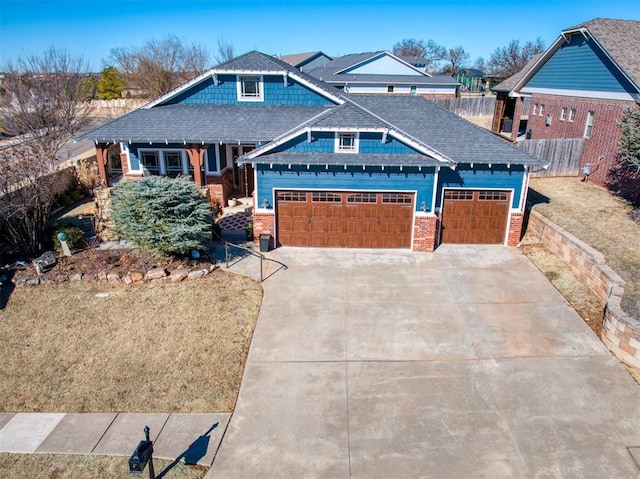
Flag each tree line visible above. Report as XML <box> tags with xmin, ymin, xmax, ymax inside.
<box><xmin>392</xmin><ymin>37</ymin><xmax>546</xmax><ymax>77</ymax></box>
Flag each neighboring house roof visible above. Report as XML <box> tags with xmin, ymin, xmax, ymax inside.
<box><xmin>309</xmin><ymin>72</ymin><xmax>458</xmax><ymax>86</ymax></box>
<box><xmin>509</xmin><ymin>18</ymin><xmax>640</xmax><ymax>96</ymax></box>
<box><xmin>75</xmin><ymin>104</ymin><xmax>332</xmax><ymax>144</ymax></box>
<box><xmin>563</xmin><ymin>18</ymin><xmax>640</xmax><ymax>86</ymax></box>
<box><xmin>396</xmin><ymin>55</ymin><xmax>431</xmax><ymax>67</ymax></box>
<box><xmin>348</xmin><ymin>95</ymin><xmax>543</xmax><ymax>166</ymax></box>
<box><xmin>491</xmin><ymin>53</ymin><xmax>544</xmax><ymax>93</ymax></box>
<box><xmin>279</xmin><ymin>51</ymin><xmax>331</xmax><ymax>68</ymax></box>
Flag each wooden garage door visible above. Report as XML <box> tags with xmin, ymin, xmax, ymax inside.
<box><xmin>276</xmin><ymin>191</ymin><xmax>414</xmax><ymax>248</ymax></box>
<box><xmin>441</xmin><ymin>190</ymin><xmax>510</xmax><ymax>244</ymax></box>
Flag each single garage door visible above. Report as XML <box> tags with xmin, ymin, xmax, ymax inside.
<box><xmin>276</xmin><ymin>191</ymin><xmax>414</xmax><ymax>248</ymax></box>
<box><xmin>441</xmin><ymin>189</ymin><xmax>510</xmax><ymax>244</ymax></box>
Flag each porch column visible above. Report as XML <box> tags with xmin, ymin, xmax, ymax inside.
<box><xmin>185</xmin><ymin>144</ymin><xmax>208</xmax><ymax>187</ymax></box>
<box><xmin>96</xmin><ymin>143</ymin><xmax>110</xmax><ymax>187</ymax></box>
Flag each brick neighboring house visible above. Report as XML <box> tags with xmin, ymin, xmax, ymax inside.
<box><xmin>78</xmin><ymin>51</ymin><xmax>543</xmax><ymax>251</ymax></box>
<box><xmin>492</xmin><ymin>18</ymin><xmax>640</xmax><ymax>198</ymax></box>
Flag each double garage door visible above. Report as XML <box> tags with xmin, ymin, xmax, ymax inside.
<box><xmin>441</xmin><ymin>189</ymin><xmax>511</xmax><ymax>244</ymax></box>
<box><xmin>276</xmin><ymin>191</ymin><xmax>414</xmax><ymax>248</ymax></box>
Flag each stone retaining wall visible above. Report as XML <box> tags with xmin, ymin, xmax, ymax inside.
<box><xmin>526</xmin><ymin>210</ymin><xmax>640</xmax><ymax>368</ymax></box>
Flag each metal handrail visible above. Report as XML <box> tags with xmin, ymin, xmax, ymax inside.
<box><xmin>213</xmin><ymin>233</ymin><xmax>287</xmax><ymax>282</ymax></box>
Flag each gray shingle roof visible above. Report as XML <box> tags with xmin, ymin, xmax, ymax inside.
<box><xmin>569</xmin><ymin>18</ymin><xmax>640</xmax><ymax>87</ymax></box>
<box><xmin>248</xmin><ymin>151</ymin><xmax>442</xmax><ymax>167</ymax></box>
<box><xmin>76</xmin><ymin>104</ymin><xmax>331</xmax><ymax>144</ymax></box>
<box><xmin>279</xmin><ymin>52</ymin><xmax>331</xmax><ymax>68</ymax></box>
<box><xmin>348</xmin><ymin>95</ymin><xmax>544</xmax><ymax>166</ymax></box>
<box><xmin>491</xmin><ymin>53</ymin><xmax>544</xmax><ymax>93</ymax></box>
<box><xmin>312</xmin><ymin>72</ymin><xmax>457</xmax><ymax>86</ymax></box>
<box><xmin>301</xmin><ymin>102</ymin><xmax>390</xmax><ymax>129</ymax></box>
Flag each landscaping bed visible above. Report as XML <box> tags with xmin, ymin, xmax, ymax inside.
<box><xmin>0</xmin><ymin>248</ymin><xmax>262</xmax><ymax>413</ymax></box>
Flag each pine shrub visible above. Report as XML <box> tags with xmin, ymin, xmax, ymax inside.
<box><xmin>110</xmin><ymin>177</ymin><xmax>213</xmax><ymax>256</ymax></box>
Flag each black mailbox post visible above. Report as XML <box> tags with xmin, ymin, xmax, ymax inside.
<box><xmin>129</xmin><ymin>426</ymin><xmax>155</xmax><ymax>478</ymax></box>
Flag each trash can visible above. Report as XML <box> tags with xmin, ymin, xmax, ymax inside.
<box><xmin>259</xmin><ymin>233</ymin><xmax>271</xmax><ymax>253</ymax></box>
<box><xmin>502</xmin><ymin>119</ymin><xmax>513</xmax><ymax>133</ymax></box>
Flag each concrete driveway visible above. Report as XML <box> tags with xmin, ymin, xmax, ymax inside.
<box><xmin>209</xmin><ymin>245</ymin><xmax>640</xmax><ymax>478</ymax></box>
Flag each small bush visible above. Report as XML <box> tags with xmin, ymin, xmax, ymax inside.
<box><xmin>52</xmin><ymin>224</ymin><xmax>85</xmax><ymax>251</ymax></box>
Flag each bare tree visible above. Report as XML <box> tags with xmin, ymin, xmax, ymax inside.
<box><xmin>473</xmin><ymin>57</ymin><xmax>487</xmax><ymax>72</ymax></box>
<box><xmin>488</xmin><ymin>37</ymin><xmax>545</xmax><ymax>76</ymax></box>
<box><xmin>441</xmin><ymin>46</ymin><xmax>470</xmax><ymax>75</ymax></box>
<box><xmin>109</xmin><ymin>35</ymin><xmax>213</xmax><ymax>98</ymax></box>
<box><xmin>392</xmin><ymin>39</ymin><xmax>446</xmax><ymax>72</ymax></box>
<box><xmin>214</xmin><ymin>37</ymin><xmax>236</xmax><ymax>64</ymax></box>
<box><xmin>0</xmin><ymin>48</ymin><xmax>94</xmax><ymax>255</ymax></box>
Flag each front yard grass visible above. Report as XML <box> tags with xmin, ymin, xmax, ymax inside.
<box><xmin>0</xmin><ymin>454</ymin><xmax>208</xmax><ymax>479</ymax></box>
<box><xmin>0</xmin><ymin>270</ymin><xmax>262</xmax><ymax>412</ymax></box>
<box><xmin>527</xmin><ymin>177</ymin><xmax>640</xmax><ymax>319</ymax></box>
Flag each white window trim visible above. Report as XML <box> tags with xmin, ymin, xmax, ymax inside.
<box><xmin>335</xmin><ymin>132</ymin><xmax>359</xmax><ymax>153</ymax></box>
<box><xmin>237</xmin><ymin>75</ymin><xmax>264</xmax><ymax>102</ymax></box>
<box><xmin>539</xmin><ymin>104</ymin><xmax>545</xmax><ymax>116</ymax></box>
<box><xmin>560</xmin><ymin>107</ymin><xmax>567</xmax><ymax>121</ymax></box>
<box><xmin>206</xmin><ymin>144</ymin><xmax>221</xmax><ymax>174</ymax></box>
<box><xmin>532</xmin><ymin>104</ymin><xmax>538</xmax><ymax>115</ymax></box>
<box><xmin>584</xmin><ymin>111</ymin><xmax>595</xmax><ymax>139</ymax></box>
<box><xmin>138</xmin><ymin>148</ymin><xmax>192</xmax><ymax>176</ymax></box>
<box><xmin>568</xmin><ymin>108</ymin><xmax>576</xmax><ymax>123</ymax></box>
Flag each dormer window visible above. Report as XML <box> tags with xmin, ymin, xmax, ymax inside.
<box><xmin>237</xmin><ymin>75</ymin><xmax>263</xmax><ymax>101</ymax></box>
<box><xmin>336</xmin><ymin>132</ymin><xmax>359</xmax><ymax>153</ymax></box>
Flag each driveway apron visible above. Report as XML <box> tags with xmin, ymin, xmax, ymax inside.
<box><xmin>209</xmin><ymin>245</ymin><xmax>640</xmax><ymax>478</ymax></box>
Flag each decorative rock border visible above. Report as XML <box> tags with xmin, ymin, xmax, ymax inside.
<box><xmin>526</xmin><ymin>210</ymin><xmax>640</xmax><ymax>368</ymax></box>
<box><xmin>14</xmin><ymin>264</ymin><xmax>218</xmax><ymax>287</ymax></box>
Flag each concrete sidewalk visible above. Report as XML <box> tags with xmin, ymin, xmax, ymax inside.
<box><xmin>0</xmin><ymin>412</ymin><xmax>229</xmax><ymax>466</ymax></box>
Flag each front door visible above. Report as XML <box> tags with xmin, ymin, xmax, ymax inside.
<box><xmin>230</xmin><ymin>146</ymin><xmax>255</xmax><ymax>196</ymax></box>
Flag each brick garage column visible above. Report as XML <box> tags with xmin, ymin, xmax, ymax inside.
<box><xmin>252</xmin><ymin>211</ymin><xmax>275</xmax><ymax>249</ymax></box>
<box><xmin>507</xmin><ymin>212</ymin><xmax>524</xmax><ymax>246</ymax></box>
<box><xmin>95</xmin><ymin>143</ymin><xmax>110</xmax><ymax>187</ymax></box>
<box><xmin>412</xmin><ymin>214</ymin><xmax>438</xmax><ymax>252</ymax></box>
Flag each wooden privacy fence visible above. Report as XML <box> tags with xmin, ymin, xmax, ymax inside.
<box><xmin>519</xmin><ymin>138</ymin><xmax>585</xmax><ymax>177</ymax></box>
<box><xmin>431</xmin><ymin>96</ymin><xmax>496</xmax><ymax>117</ymax></box>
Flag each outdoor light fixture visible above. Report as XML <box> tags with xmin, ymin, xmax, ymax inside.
<box><xmin>421</xmin><ymin>201</ymin><xmax>427</xmax><ymax>212</ymax></box>
<box><xmin>129</xmin><ymin>426</ymin><xmax>155</xmax><ymax>478</ymax></box>
<box><xmin>262</xmin><ymin>199</ymin><xmax>271</xmax><ymax>209</ymax></box>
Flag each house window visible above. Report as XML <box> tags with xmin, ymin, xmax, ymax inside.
<box><xmin>584</xmin><ymin>111</ymin><xmax>595</xmax><ymax>138</ymax></box>
<box><xmin>335</xmin><ymin>132</ymin><xmax>359</xmax><ymax>153</ymax></box>
<box><xmin>139</xmin><ymin>149</ymin><xmax>195</xmax><ymax>177</ymax></box>
<box><xmin>141</xmin><ymin>151</ymin><xmax>160</xmax><ymax>175</ymax></box>
<box><xmin>164</xmin><ymin>151</ymin><xmax>183</xmax><ymax>177</ymax></box>
<box><xmin>237</xmin><ymin>75</ymin><xmax>263</xmax><ymax>101</ymax></box>
<box><xmin>410</xmin><ymin>85</ymin><xmax>417</xmax><ymax>96</ymax></box>
<box><xmin>568</xmin><ymin>108</ymin><xmax>576</xmax><ymax>122</ymax></box>
<box><xmin>539</xmin><ymin>104</ymin><xmax>545</xmax><ymax>116</ymax></box>
<box><xmin>387</xmin><ymin>85</ymin><xmax>395</xmax><ymax>93</ymax></box>
<box><xmin>532</xmin><ymin>104</ymin><xmax>538</xmax><ymax>115</ymax></box>
<box><xmin>560</xmin><ymin>107</ymin><xmax>567</xmax><ymax>121</ymax></box>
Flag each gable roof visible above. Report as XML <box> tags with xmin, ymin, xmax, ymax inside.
<box><xmin>565</xmin><ymin>18</ymin><xmax>640</xmax><ymax>86</ymax></box>
<box><xmin>240</xmin><ymin>95</ymin><xmax>543</xmax><ymax>167</ymax></box>
<box><xmin>145</xmin><ymin>51</ymin><xmax>346</xmax><ymax>109</ymax></box>
<box><xmin>511</xmin><ymin>18</ymin><xmax>640</xmax><ymax>94</ymax></box>
<box><xmin>279</xmin><ymin>51</ymin><xmax>331</xmax><ymax>68</ymax></box>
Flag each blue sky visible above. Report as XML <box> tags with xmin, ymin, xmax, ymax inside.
<box><xmin>0</xmin><ymin>0</ymin><xmax>638</xmax><ymax>71</ymax></box>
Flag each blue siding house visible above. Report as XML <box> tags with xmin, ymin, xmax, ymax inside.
<box><xmin>79</xmin><ymin>51</ymin><xmax>542</xmax><ymax>251</ymax></box>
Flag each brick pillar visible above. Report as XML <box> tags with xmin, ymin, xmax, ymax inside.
<box><xmin>507</xmin><ymin>212</ymin><xmax>524</xmax><ymax>246</ymax></box>
<box><xmin>412</xmin><ymin>214</ymin><xmax>438</xmax><ymax>252</ymax></box>
<box><xmin>95</xmin><ymin>143</ymin><xmax>110</xmax><ymax>187</ymax></box>
<box><xmin>252</xmin><ymin>211</ymin><xmax>275</xmax><ymax>248</ymax></box>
